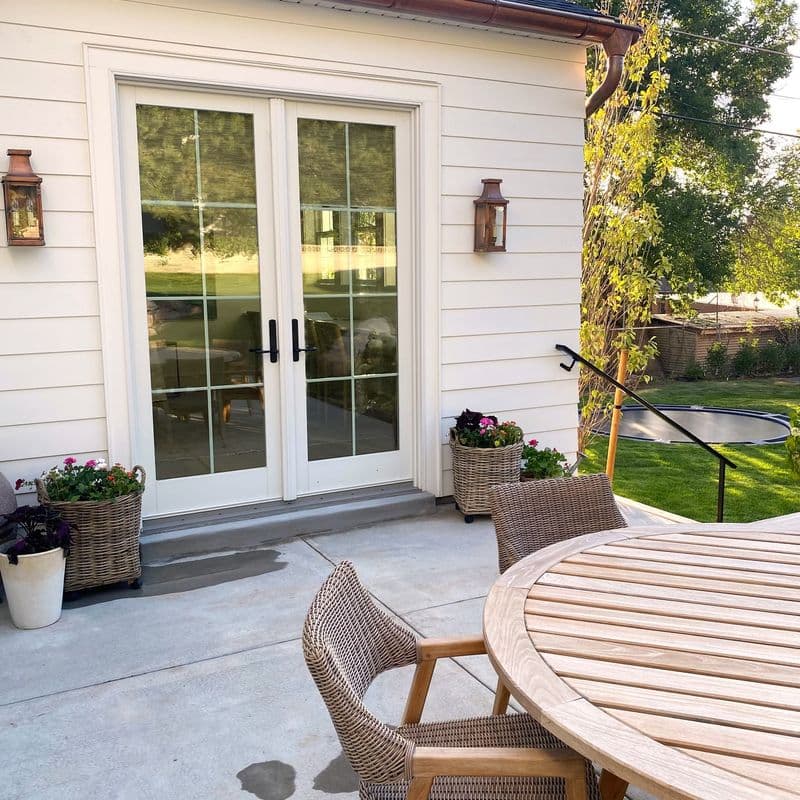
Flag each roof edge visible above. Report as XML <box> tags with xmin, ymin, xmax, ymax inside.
<box><xmin>333</xmin><ymin>0</ymin><xmax>641</xmax><ymax>45</ymax></box>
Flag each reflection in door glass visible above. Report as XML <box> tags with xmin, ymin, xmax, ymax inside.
<box><xmin>137</xmin><ymin>104</ymin><xmax>266</xmax><ymax>479</ymax></box>
<box><xmin>298</xmin><ymin>119</ymin><xmax>399</xmax><ymax>461</ymax></box>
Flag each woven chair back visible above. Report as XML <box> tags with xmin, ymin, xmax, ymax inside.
<box><xmin>303</xmin><ymin>561</ymin><xmax>417</xmax><ymax>784</ymax></box>
<box><xmin>489</xmin><ymin>474</ymin><xmax>627</xmax><ymax>573</ymax></box>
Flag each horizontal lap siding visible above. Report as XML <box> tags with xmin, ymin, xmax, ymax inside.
<box><xmin>0</xmin><ymin>0</ymin><xmax>582</xmax><ymax>497</ymax></box>
<box><xmin>0</xmin><ymin>45</ymin><xmax>100</xmax><ymax>484</ymax></box>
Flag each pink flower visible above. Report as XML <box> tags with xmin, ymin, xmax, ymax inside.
<box><xmin>64</xmin><ymin>457</ymin><xmax>77</xmax><ymax>465</ymax></box>
<box><xmin>529</xmin><ymin>439</ymin><xmax>538</xmax><ymax>447</ymax></box>
<box><xmin>85</xmin><ymin>459</ymin><xmax>98</xmax><ymax>468</ymax></box>
<box><xmin>479</xmin><ymin>416</ymin><xmax>493</xmax><ymax>428</ymax></box>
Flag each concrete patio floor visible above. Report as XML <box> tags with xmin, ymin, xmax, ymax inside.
<box><xmin>0</xmin><ymin>500</ymin><xmax>725</xmax><ymax>800</ymax></box>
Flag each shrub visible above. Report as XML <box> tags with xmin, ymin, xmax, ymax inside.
<box><xmin>787</xmin><ymin>408</ymin><xmax>800</xmax><ymax>478</ymax></box>
<box><xmin>705</xmin><ymin>341</ymin><xmax>728</xmax><ymax>378</ymax></box>
<box><xmin>758</xmin><ymin>339</ymin><xmax>785</xmax><ymax>375</ymax></box>
<box><xmin>785</xmin><ymin>342</ymin><xmax>800</xmax><ymax>375</ymax></box>
<box><xmin>731</xmin><ymin>337</ymin><xmax>759</xmax><ymax>377</ymax></box>
<box><xmin>521</xmin><ymin>439</ymin><xmax>569</xmax><ymax>479</ymax></box>
<box><xmin>682</xmin><ymin>361</ymin><xmax>705</xmax><ymax>381</ymax></box>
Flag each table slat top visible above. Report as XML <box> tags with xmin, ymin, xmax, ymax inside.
<box><xmin>484</xmin><ymin>524</ymin><xmax>800</xmax><ymax>800</ymax></box>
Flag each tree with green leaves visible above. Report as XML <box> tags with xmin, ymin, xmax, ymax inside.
<box><xmin>651</xmin><ymin>0</ymin><xmax>796</xmax><ymax>290</ymax></box>
<box><xmin>579</xmin><ymin>0</ymin><xmax>797</xmax><ymax>291</ymax></box>
<box><xmin>580</xmin><ymin>0</ymin><xmax>669</xmax><ymax>449</ymax></box>
<box><xmin>732</xmin><ymin>142</ymin><xmax>800</xmax><ymax>302</ymax></box>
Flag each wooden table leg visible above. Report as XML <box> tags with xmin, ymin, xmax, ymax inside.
<box><xmin>599</xmin><ymin>769</ymin><xmax>629</xmax><ymax>800</ymax></box>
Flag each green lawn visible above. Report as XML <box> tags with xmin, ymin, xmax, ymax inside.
<box><xmin>584</xmin><ymin>378</ymin><xmax>800</xmax><ymax>523</ymax></box>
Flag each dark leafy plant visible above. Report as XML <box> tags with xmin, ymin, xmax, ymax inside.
<box><xmin>682</xmin><ymin>361</ymin><xmax>705</xmax><ymax>382</ymax></box>
<box><xmin>521</xmin><ymin>439</ymin><xmax>569</xmax><ymax>479</ymax></box>
<box><xmin>454</xmin><ymin>409</ymin><xmax>496</xmax><ymax>431</ymax></box>
<box><xmin>2</xmin><ymin>505</ymin><xmax>73</xmax><ymax>565</ymax></box>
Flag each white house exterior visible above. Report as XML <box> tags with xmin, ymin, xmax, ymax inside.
<box><xmin>0</xmin><ymin>0</ymin><xmax>633</xmax><ymax>526</ymax></box>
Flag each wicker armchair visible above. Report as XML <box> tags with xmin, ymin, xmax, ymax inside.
<box><xmin>488</xmin><ymin>474</ymin><xmax>627</xmax><ymax>714</ymax></box>
<box><xmin>303</xmin><ymin>560</ymin><xmax>599</xmax><ymax>800</ymax></box>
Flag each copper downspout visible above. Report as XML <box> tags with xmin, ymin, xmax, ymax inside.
<box><xmin>338</xmin><ymin>0</ymin><xmax>641</xmax><ymax>114</ymax></box>
<box><xmin>585</xmin><ymin>27</ymin><xmax>639</xmax><ymax>116</ymax></box>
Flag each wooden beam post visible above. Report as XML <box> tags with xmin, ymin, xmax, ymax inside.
<box><xmin>604</xmin><ymin>348</ymin><xmax>629</xmax><ymax>483</ymax></box>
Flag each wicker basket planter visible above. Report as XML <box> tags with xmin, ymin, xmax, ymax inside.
<box><xmin>36</xmin><ymin>467</ymin><xmax>145</xmax><ymax>592</ymax></box>
<box><xmin>449</xmin><ymin>430</ymin><xmax>522</xmax><ymax>521</ymax></box>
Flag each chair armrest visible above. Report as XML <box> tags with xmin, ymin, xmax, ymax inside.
<box><xmin>416</xmin><ymin>635</ymin><xmax>486</xmax><ymax>662</ymax></box>
<box><xmin>412</xmin><ymin>746</ymin><xmax>586</xmax><ymax>779</ymax></box>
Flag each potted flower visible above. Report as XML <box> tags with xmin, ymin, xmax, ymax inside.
<box><xmin>19</xmin><ymin>458</ymin><xmax>146</xmax><ymax>593</ymax></box>
<box><xmin>520</xmin><ymin>439</ymin><xmax>569</xmax><ymax>481</ymax></box>
<box><xmin>0</xmin><ymin>505</ymin><xmax>73</xmax><ymax>629</ymax></box>
<box><xmin>450</xmin><ymin>410</ymin><xmax>523</xmax><ymax>523</ymax></box>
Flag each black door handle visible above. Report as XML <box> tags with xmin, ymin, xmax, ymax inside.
<box><xmin>292</xmin><ymin>318</ymin><xmax>318</xmax><ymax>362</ymax></box>
<box><xmin>249</xmin><ymin>319</ymin><xmax>279</xmax><ymax>363</ymax></box>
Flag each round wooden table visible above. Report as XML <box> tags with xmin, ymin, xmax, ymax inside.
<box><xmin>483</xmin><ymin>523</ymin><xmax>800</xmax><ymax>800</ymax></box>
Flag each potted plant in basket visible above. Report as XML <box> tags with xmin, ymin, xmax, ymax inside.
<box><xmin>520</xmin><ymin>439</ymin><xmax>569</xmax><ymax>481</ymax></box>
<box><xmin>0</xmin><ymin>505</ymin><xmax>73</xmax><ymax>629</ymax></box>
<box><xmin>18</xmin><ymin>458</ymin><xmax>146</xmax><ymax>593</ymax></box>
<box><xmin>450</xmin><ymin>410</ymin><xmax>523</xmax><ymax>523</ymax></box>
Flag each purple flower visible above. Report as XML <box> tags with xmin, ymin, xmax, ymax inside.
<box><xmin>479</xmin><ymin>416</ymin><xmax>494</xmax><ymax>428</ymax></box>
<box><xmin>85</xmin><ymin>459</ymin><xmax>98</xmax><ymax>468</ymax></box>
<box><xmin>64</xmin><ymin>457</ymin><xmax>77</xmax><ymax>466</ymax></box>
<box><xmin>14</xmin><ymin>478</ymin><xmax>24</xmax><ymax>491</ymax></box>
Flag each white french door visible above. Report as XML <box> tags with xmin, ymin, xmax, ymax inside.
<box><xmin>286</xmin><ymin>103</ymin><xmax>412</xmax><ymax>495</ymax></box>
<box><xmin>120</xmin><ymin>87</ymin><xmax>412</xmax><ymax>517</ymax></box>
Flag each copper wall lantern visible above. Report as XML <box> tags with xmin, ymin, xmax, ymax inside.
<box><xmin>3</xmin><ymin>149</ymin><xmax>44</xmax><ymax>246</ymax></box>
<box><xmin>474</xmin><ymin>178</ymin><xmax>508</xmax><ymax>253</ymax></box>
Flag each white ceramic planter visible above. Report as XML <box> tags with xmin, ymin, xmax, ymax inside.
<box><xmin>0</xmin><ymin>547</ymin><xmax>66</xmax><ymax>629</ymax></box>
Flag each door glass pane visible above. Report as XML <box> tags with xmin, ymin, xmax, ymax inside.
<box><xmin>136</xmin><ymin>104</ymin><xmax>266</xmax><ymax>480</ymax></box>
<box><xmin>298</xmin><ymin>119</ymin><xmax>398</xmax><ymax>461</ymax></box>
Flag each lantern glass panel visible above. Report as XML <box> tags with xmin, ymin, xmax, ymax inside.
<box><xmin>493</xmin><ymin>204</ymin><xmax>505</xmax><ymax>248</ymax></box>
<box><xmin>6</xmin><ymin>185</ymin><xmax>41</xmax><ymax>241</ymax></box>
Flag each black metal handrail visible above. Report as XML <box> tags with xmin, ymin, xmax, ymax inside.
<box><xmin>556</xmin><ymin>344</ymin><xmax>737</xmax><ymax>522</ymax></box>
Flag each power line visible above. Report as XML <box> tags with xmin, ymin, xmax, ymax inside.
<box><xmin>669</xmin><ymin>25</ymin><xmax>800</xmax><ymax>61</ymax></box>
<box><xmin>654</xmin><ymin>109</ymin><xmax>800</xmax><ymax>140</ymax></box>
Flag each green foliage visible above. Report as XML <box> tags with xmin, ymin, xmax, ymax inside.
<box><xmin>28</xmin><ymin>458</ymin><xmax>144</xmax><ymax>502</ymax></box>
<box><xmin>581</xmin><ymin>0</ymin><xmax>797</xmax><ymax>290</ymax></box>
<box><xmin>653</xmin><ymin>0</ymin><xmax>796</xmax><ymax>290</ymax></box>
<box><xmin>682</xmin><ymin>360</ymin><xmax>705</xmax><ymax>381</ymax></box>
<box><xmin>732</xmin><ymin>143</ymin><xmax>800</xmax><ymax>303</ymax></box>
<box><xmin>705</xmin><ymin>341</ymin><xmax>729</xmax><ymax>378</ymax></box>
<box><xmin>453</xmin><ymin>412</ymin><xmax>523</xmax><ymax>448</ymax></box>
<box><xmin>785</xmin><ymin>342</ymin><xmax>800</xmax><ymax>373</ymax></box>
<box><xmin>731</xmin><ymin>336</ymin><xmax>760</xmax><ymax>377</ymax></box>
<box><xmin>787</xmin><ymin>407</ymin><xmax>800</xmax><ymax>477</ymax></box>
<box><xmin>521</xmin><ymin>439</ymin><xmax>569</xmax><ymax>479</ymax></box>
<box><xmin>581</xmin><ymin>0</ymin><xmax>668</xmax><ymax>449</ymax></box>
<box><xmin>759</xmin><ymin>339</ymin><xmax>785</xmax><ymax>375</ymax></box>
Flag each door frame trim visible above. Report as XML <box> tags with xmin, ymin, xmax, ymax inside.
<box><xmin>84</xmin><ymin>44</ymin><xmax>443</xmax><ymax>510</ymax></box>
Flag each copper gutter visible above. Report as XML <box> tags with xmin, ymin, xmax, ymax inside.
<box><xmin>336</xmin><ymin>0</ymin><xmax>641</xmax><ymax>115</ymax></box>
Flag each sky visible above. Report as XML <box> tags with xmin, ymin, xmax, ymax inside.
<box><xmin>764</xmin><ymin>6</ymin><xmax>800</xmax><ymax>142</ymax></box>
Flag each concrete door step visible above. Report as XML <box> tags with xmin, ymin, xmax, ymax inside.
<box><xmin>140</xmin><ymin>483</ymin><xmax>435</xmax><ymax>563</ymax></box>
